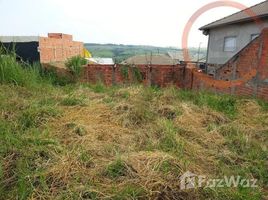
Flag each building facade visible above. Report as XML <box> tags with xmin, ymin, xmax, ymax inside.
<box><xmin>200</xmin><ymin>0</ymin><xmax>268</xmax><ymax>65</ymax></box>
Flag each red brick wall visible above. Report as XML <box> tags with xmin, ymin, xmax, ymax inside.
<box><xmin>83</xmin><ymin>62</ymin><xmax>268</xmax><ymax>101</ymax></box>
<box><xmin>81</xmin><ymin>28</ymin><xmax>268</xmax><ymax>101</ymax></box>
<box><xmin>83</xmin><ymin>64</ymin><xmax>192</xmax><ymax>87</ymax></box>
<box><xmin>39</xmin><ymin>33</ymin><xmax>83</xmax><ymax>63</ymax></box>
<box><xmin>83</xmin><ymin>65</ymin><xmax>114</xmax><ymax>85</ymax></box>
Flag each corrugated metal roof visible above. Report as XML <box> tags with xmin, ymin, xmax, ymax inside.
<box><xmin>200</xmin><ymin>0</ymin><xmax>268</xmax><ymax>31</ymax></box>
<box><xmin>122</xmin><ymin>54</ymin><xmax>176</xmax><ymax>65</ymax></box>
<box><xmin>87</xmin><ymin>58</ymin><xmax>114</xmax><ymax>65</ymax></box>
<box><xmin>0</xmin><ymin>36</ymin><xmax>39</xmax><ymax>43</ymax></box>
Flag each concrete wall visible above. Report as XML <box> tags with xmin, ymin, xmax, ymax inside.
<box><xmin>207</xmin><ymin>18</ymin><xmax>268</xmax><ymax>64</ymax></box>
<box><xmin>39</xmin><ymin>33</ymin><xmax>83</xmax><ymax>63</ymax></box>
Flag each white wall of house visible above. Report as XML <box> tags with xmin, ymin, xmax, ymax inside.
<box><xmin>207</xmin><ymin>19</ymin><xmax>268</xmax><ymax>64</ymax></box>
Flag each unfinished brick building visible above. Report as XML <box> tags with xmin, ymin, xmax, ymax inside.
<box><xmin>0</xmin><ymin>33</ymin><xmax>83</xmax><ymax>63</ymax></box>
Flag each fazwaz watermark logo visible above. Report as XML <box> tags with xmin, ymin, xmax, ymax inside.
<box><xmin>179</xmin><ymin>171</ymin><xmax>258</xmax><ymax>190</ymax></box>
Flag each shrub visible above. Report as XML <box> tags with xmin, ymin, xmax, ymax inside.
<box><xmin>65</xmin><ymin>56</ymin><xmax>87</xmax><ymax>78</ymax></box>
<box><xmin>131</xmin><ymin>66</ymin><xmax>143</xmax><ymax>83</ymax></box>
<box><xmin>0</xmin><ymin>48</ymin><xmax>71</xmax><ymax>88</ymax></box>
<box><xmin>0</xmin><ymin>50</ymin><xmax>41</xmax><ymax>87</ymax></box>
<box><xmin>120</xmin><ymin>65</ymin><xmax>129</xmax><ymax>80</ymax></box>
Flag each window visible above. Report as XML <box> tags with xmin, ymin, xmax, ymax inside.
<box><xmin>224</xmin><ymin>36</ymin><xmax>237</xmax><ymax>52</ymax></box>
<box><xmin>251</xmin><ymin>34</ymin><xmax>259</xmax><ymax>41</ymax></box>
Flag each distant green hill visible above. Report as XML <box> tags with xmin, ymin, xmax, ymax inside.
<box><xmin>85</xmin><ymin>43</ymin><xmax>206</xmax><ymax>63</ymax></box>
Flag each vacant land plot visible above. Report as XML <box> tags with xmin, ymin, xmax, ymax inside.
<box><xmin>0</xmin><ymin>79</ymin><xmax>267</xmax><ymax>199</ymax></box>
<box><xmin>0</xmin><ymin>52</ymin><xmax>267</xmax><ymax>200</ymax></box>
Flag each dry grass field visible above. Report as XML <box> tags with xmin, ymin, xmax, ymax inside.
<box><xmin>1</xmin><ymin>81</ymin><xmax>267</xmax><ymax>199</ymax></box>
<box><xmin>0</xmin><ymin>53</ymin><xmax>267</xmax><ymax>199</ymax></box>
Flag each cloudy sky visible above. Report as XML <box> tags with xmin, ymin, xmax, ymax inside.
<box><xmin>0</xmin><ymin>0</ymin><xmax>263</xmax><ymax>48</ymax></box>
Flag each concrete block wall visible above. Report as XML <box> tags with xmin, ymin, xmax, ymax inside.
<box><xmin>39</xmin><ymin>33</ymin><xmax>83</xmax><ymax>63</ymax></box>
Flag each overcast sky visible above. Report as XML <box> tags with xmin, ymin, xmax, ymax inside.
<box><xmin>0</xmin><ymin>0</ymin><xmax>263</xmax><ymax>48</ymax></box>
